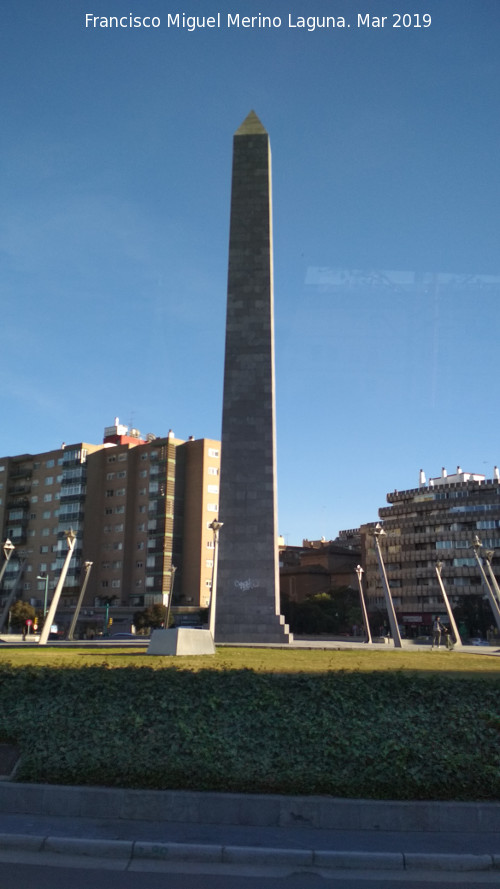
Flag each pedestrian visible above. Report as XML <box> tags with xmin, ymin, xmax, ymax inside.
<box><xmin>431</xmin><ymin>617</ymin><xmax>443</xmax><ymax>649</ymax></box>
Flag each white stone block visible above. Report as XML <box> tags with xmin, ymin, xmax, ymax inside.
<box><xmin>147</xmin><ymin>628</ymin><xmax>215</xmax><ymax>656</ymax></box>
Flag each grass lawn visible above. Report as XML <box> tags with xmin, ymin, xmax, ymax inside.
<box><xmin>0</xmin><ymin>644</ymin><xmax>499</xmax><ymax>800</ymax></box>
<box><xmin>0</xmin><ymin>643</ymin><xmax>499</xmax><ymax>675</ymax></box>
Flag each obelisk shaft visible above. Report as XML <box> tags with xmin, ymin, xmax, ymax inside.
<box><xmin>215</xmin><ymin>111</ymin><xmax>291</xmax><ymax>643</ymax></box>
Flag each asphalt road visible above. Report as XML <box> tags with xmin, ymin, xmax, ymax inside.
<box><xmin>2</xmin><ymin>861</ymin><xmax>500</xmax><ymax>888</ymax></box>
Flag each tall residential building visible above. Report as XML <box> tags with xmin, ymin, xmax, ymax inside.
<box><xmin>0</xmin><ymin>421</ymin><xmax>220</xmax><ymax>635</ymax></box>
<box><xmin>361</xmin><ymin>467</ymin><xmax>500</xmax><ymax>636</ymax></box>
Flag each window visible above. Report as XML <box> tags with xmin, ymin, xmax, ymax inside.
<box><xmin>43</xmin><ymin>493</ymin><xmax>52</xmax><ymax>502</ymax></box>
<box><xmin>208</xmin><ymin>467</ymin><xmax>219</xmax><ymax>476</ymax></box>
<box><xmin>206</xmin><ymin>560</ymin><xmax>214</xmax><ymax>568</ymax></box>
<box><xmin>46</xmin><ymin>460</ymin><xmax>55</xmax><ymax>468</ymax></box>
<box><xmin>117</xmin><ymin>471</ymin><xmax>126</xmax><ymax>478</ymax></box>
<box><xmin>42</xmin><ymin>510</ymin><xmax>51</xmax><ymax>519</ymax></box>
<box><xmin>208</xmin><ymin>449</ymin><xmax>219</xmax><ymax>458</ymax></box>
<box><xmin>45</xmin><ymin>477</ymin><xmax>53</xmax><ymax>486</ymax></box>
<box><xmin>106</xmin><ymin>490</ymin><xmax>114</xmax><ymax>498</ymax></box>
<box><xmin>207</xmin><ymin>503</ymin><xmax>218</xmax><ymax>512</ymax></box>
<box><xmin>207</xmin><ymin>485</ymin><xmax>219</xmax><ymax>494</ymax></box>
<box><xmin>106</xmin><ymin>472</ymin><xmax>116</xmax><ymax>480</ymax></box>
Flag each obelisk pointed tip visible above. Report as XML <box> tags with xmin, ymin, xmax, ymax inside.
<box><xmin>235</xmin><ymin>110</ymin><xmax>268</xmax><ymax>136</ymax></box>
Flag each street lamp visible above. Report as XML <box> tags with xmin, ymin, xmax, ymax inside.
<box><xmin>67</xmin><ymin>562</ymin><xmax>93</xmax><ymax>641</ymax></box>
<box><xmin>0</xmin><ymin>539</ymin><xmax>15</xmax><ymax>588</ymax></box>
<box><xmin>471</xmin><ymin>536</ymin><xmax>500</xmax><ymax>633</ymax></box>
<box><xmin>208</xmin><ymin>520</ymin><xmax>223</xmax><ymax>637</ymax></box>
<box><xmin>0</xmin><ymin>557</ymin><xmax>27</xmax><ymax>633</ymax></box>
<box><xmin>435</xmin><ymin>562</ymin><xmax>463</xmax><ymax>647</ymax></box>
<box><xmin>373</xmin><ymin>524</ymin><xmax>402</xmax><ymax>648</ymax></box>
<box><xmin>37</xmin><ymin>575</ymin><xmax>50</xmax><ymax>618</ymax></box>
<box><xmin>164</xmin><ymin>565</ymin><xmax>177</xmax><ymax>631</ymax></box>
<box><xmin>482</xmin><ymin>549</ymin><xmax>500</xmax><ymax>607</ymax></box>
<box><xmin>39</xmin><ymin>529</ymin><xmax>77</xmax><ymax>646</ymax></box>
<box><xmin>355</xmin><ymin>565</ymin><xmax>372</xmax><ymax>643</ymax></box>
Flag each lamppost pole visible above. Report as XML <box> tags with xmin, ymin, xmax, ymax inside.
<box><xmin>208</xmin><ymin>520</ymin><xmax>223</xmax><ymax>638</ymax></box>
<box><xmin>164</xmin><ymin>565</ymin><xmax>177</xmax><ymax>631</ymax></box>
<box><xmin>435</xmin><ymin>562</ymin><xmax>463</xmax><ymax>647</ymax></box>
<box><xmin>37</xmin><ymin>575</ymin><xmax>50</xmax><ymax>618</ymax></box>
<box><xmin>0</xmin><ymin>539</ymin><xmax>15</xmax><ymax>588</ymax></box>
<box><xmin>67</xmin><ymin>561</ymin><xmax>93</xmax><ymax>641</ymax></box>
<box><xmin>373</xmin><ymin>524</ymin><xmax>402</xmax><ymax>648</ymax></box>
<box><xmin>471</xmin><ymin>536</ymin><xmax>500</xmax><ymax>633</ymax></box>
<box><xmin>355</xmin><ymin>565</ymin><xmax>372</xmax><ymax>643</ymax></box>
<box><xmin>39</xmin><ymin>529</ymin><xmax>77</xmax><ymax>645</ymax></box>
<box><xmin>0</xmin><ymin>558</ymin><xmax>26</xmax><ymax>632</ymax></box>
<box><xmin>483</xmin><ymin>549</ymin><xmax>500</xmax><ymax>606</ymax></box>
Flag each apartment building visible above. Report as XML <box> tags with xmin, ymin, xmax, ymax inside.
<box><xmin>0</xmin><ymin>421</ymin><xmax>221</xmax><ymax>635</ymax></box>
<box><xmin>361</xmin><ymin>467</ymin><xmax>500</xmax><ymax>636</ymax></box>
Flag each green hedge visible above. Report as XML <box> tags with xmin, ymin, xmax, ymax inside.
<box><xmin>1</xmin><ymin>664</ymin><xmax>499</xmax><ymax>800</ymax></box>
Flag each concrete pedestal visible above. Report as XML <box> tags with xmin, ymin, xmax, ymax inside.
<box><xmin>147</xmin><ymin>628</ymin><xmax>215</xmax><ymax>656</ymax></box>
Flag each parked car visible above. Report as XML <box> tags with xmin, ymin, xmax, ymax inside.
<box><xmin>109</xmin><ymin>632</ymin><xmax>140</xmax><ymax>640</ymax></box>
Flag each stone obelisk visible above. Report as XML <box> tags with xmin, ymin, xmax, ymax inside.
<box><xmin>214</xmin><ymin>111</ymin><xmax>292</xmax><ymax>644</ymax></box>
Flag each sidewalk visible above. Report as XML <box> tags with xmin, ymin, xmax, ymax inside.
<box><xmin>0</xmin><ymin>783</ymin><xmax>499</xmax><ymax>874</ymax></box>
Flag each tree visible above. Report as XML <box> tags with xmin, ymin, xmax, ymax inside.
<box><xmin>281</xmin><ymin>587</ymin><xmax>362</xmax><ymax>635</ymax></box>
<box><xmin>133</xmin><ymin>603</ymin><xmax>172</xmax><ymax>634</ymax></box>
<box><xmin>9</xmin><ymin>600</ymin><xmax>36</xmax><ymax>632</ymax></box>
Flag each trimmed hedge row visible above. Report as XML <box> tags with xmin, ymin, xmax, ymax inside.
<box><xmin>1</xmin><ymin>664</ymin><xmax>499</xmax><ymax>800</ymax></box>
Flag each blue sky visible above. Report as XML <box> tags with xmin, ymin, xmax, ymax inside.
<box><xmin>2</xmin><ymin>1</ymin><xmax>499</xmax><ymax>544</ymax></box>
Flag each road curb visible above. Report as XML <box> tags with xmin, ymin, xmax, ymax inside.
<box><xmin>2</xmin><ymin>782</ymin><xmax>500</xmax><ymax>833</ymax></box>
<box><xmin>0</xmin><ymin>834</ymin><xmax>498</xmax><ymax>872</ymax></box>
